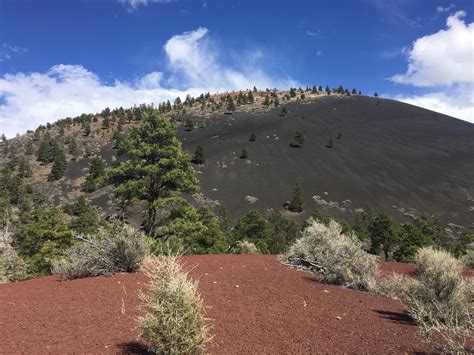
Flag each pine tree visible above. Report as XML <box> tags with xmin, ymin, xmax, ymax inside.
<box><xmin>240</xmin><ymin>149</ymin><xmax>248</xmax><ymax>159</ymax></box>
<box><xmin>48</xmin><ymin>146</ymin><xmax>67</xmax><ymax>181</ymax></box>
<box><xmin>290</xmin><ymin>132</ymin><xmax>305</xmax><ymax>148</ymax></box>
<box><xmin>106</xmin><ymin>112</ymin><xmax>198</xmax><ymax>237</ymax></box>
<box><xmin>249</xmin><ymin>132</ymin><xmax>256</xmax><ymax>142</ymax></box>
<box><xmin>192</xmin><ymin>145</ymin><xmax>205</xmax><ymax>164</ymax></box>
<box><xmin>326</xmin><ymin>138</ymin><xmax>334</xmax><ymax>148</ymax></box>
<box><xmin>227</xmin><ymin>96</ymin><xmax>236</xmax><ymax>111</ymax></box>
<box><xmin>102</xmin><ymin>116</ymin><xmax>110</xmax><ymax>129</ymax></box>
<box><xmin>274</xmin><ymin>97</ymin><xmax>280</xmax><ymax>107</ymax></box>
<box><xmin>17</xmin><ymin>157</ymin><xmax>32</xmax><ymax>178</ymax></box>
<box><xmin>184</xmin><ymin>117</ymin><xmax>194</xmax><ymax>131</ymax></box>
<box><xmin>25</xmin><ymin>141</ymin><xmax>34</xmax><ymax>155</ymax></box>
<box><xmin>248</xmin><ymin>91</ymin><xmax>255</xmax><ymax>104</ymax></box>
<box><xmin>83</xmin><ymin>123</ymin><xmax>91</xmax><ymax>136</ymax></box>
<box><xmin>288</xmin><ymin>183</ymin><xmax>304</xmax><ymax>212</ymax></box>
<box><xmin>374</xmin><ymin>92</ymin><xmax>379</xmax><ymax>97</ymax></box>
<box><xmin>68</xmin><ymin>138</ymin><xmax>79</xmax><ymax>160</ymax></box>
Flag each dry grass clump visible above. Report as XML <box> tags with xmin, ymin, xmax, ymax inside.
<box><xmin>138</xmin><ymin>255</ymin><xmax>211</xmax><ymax>354</ymax></box>
<box><xmin>284</xmin><ymin>218</ymin><xmax>379</xmax><ymax>292</ymax></box>
<box><xmin>233</xmin><ymin>240</ymin><xmax>258</xmax><ymax>254</ymax></box>
<box><xmin>52</xmin><ymin>223</ymin><xmax>147</xmax><ymax>280</ymax></box>
<box><xmin>382</xmin><ymin>247</ymin><xmax>473</xmax><ymax>353</ymax></box>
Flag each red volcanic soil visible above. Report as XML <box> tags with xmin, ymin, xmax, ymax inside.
<box><xmin>0</xmin><ymin>254</ymin><xmax>436</xmax><ymax>353</ymax></box>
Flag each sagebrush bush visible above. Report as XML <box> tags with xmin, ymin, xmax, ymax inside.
<box><xmin>138</xmin><ymin>255</ymin><xmax>211</xmax><ymax>354</ymax></box>
<box><xmin>0</xmin><ymin>245</ymin><xmax>27</xmax><ymax>283</ymax></box>
<box><xmin>233</xmin><ymin>240</ymin><xmax>258</xmax><ymax>254</ymax></box>
<box><xmin>382</xmin><ymin>247</ymin><xmax>473</xmax><ymax>353</ymax></box>
<box><xmin>461</xmin><ymin>243</ymin><xmax>474</xmax><ymax>268</ymax></box>
<box><xmin>284</xmin><ymin>218</ymin><xmax>379</xmax><ymax>292</ymax></box>
<box><xmin>52</xmin><ymin>223</ymin><xmax>147</xmax><ymax>280</ymax></box>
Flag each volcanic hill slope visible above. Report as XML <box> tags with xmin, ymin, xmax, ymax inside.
<box><xmin>60</xmin><ymin>95</ymin><xmax>474</xmax><ymax>229</ymax></box>
<box><xmin>3</xmin><ymin>92</ymin><xmax>474</xmax><ymax>230</ymax></box>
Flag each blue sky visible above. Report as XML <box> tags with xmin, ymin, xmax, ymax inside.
<box><xmin>0</xmin><ymin>0</ymin><xmax>473</xmax><ymax>136</ymax></box>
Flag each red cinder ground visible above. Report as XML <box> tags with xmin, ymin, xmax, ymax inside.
<box><xmin>2</xmin><ymin>254</ymin><xmax>465</xmax><ymax>354</ymax></box>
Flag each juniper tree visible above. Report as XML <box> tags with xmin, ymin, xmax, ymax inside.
<box><xmin>249</xmin><ymin>132</ymin><xmax>256</xmax><ymax>142</ymax></box>
<box><xmin>106</xmin><ymin>113</ymin><xmax>198</xmax><ymax>237</ymax></box>
<box><xmin>240</xmin><ymin>149</ymin><xmax>248</xmax><ymax>159</ymax></box>
<box><xmin>17</xmin><ymin>157</ymin><xmax>32</xmax><ymax>178</ymax></box>
<box><xmin>184</xmin><ymin>117</ymin><xmax>194</xmax><ymax>131</ymax></box>
<box><xmin>102</xmin><ymin>116</ymin><xmax>110</xmax><ymax>129</ymax></box>
<box><xmin>288</xmin><ymin>183</ymin><xmax>304</xmax><ymax>213</ymax></box>
<box><xmin>192</xmin><ymin>145</ymin><xmax>205</xmax><ymax>164</ymax></box>
<box><xmin>227</xmin><ymin>96</ymin><xmax>236</xmax><ymax>111</ymax></box>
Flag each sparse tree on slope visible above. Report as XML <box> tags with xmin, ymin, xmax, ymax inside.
<box><xmin>288</xmin><ymin>183</ymin><xmax>304</xmax><ymax>213</ymax></box>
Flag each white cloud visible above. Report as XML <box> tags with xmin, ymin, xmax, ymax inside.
<box><xmin>436</xmin><ymin>4</ymin><xmax>455</xmax><ymax>13</ymax></box>
<box><xmin>390</xmin><ymin>11</ymin><xmax>473</xmax><ymax>87</ymax></box>
<box><xmin>394</xmin><ymin>84</ymin><xmax>474</xmax><ymax>123</ymax></box>
<box><xmin>0</xmin><ymin>43</ymin><xmax>28</xmax><ymax>62</ymax></box>
<box><xmin>305</xmin><ymin>30</ymin><xmax>321</xmax><ymax>37</ymax></box>
<box><xmin>118</xmin><ymin>0</ymin><xmax>175</xmax><ymax>11</ymax></box>
<box><xmin>390</xmin><ymin>11</ymin><xmax>474</xmax><ymax>123</ymax></box>
<box><xmin>163</xmin><ymin>27</ymin><xmax>297</xmax><ymax>91</ymax></box>
<box><xmin>0</xmin><ymin>28</ymin><xmax>297</xmax><ymax>137</ymax></box>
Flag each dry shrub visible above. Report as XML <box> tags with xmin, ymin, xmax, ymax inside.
<box><xmin>284</xmin><ymin>218</ymin><xmax>379</xmax><ymax>292</ymax></box>
<box><xmin>138</xmin><ymin>255</ymin><xmax>211</xmax><ymax>354</ymax></box>
<box><xmin>52</xmin><ymin>223</ymin><xmax>147</xmax><ymax>280</ymax></box>
<box><xmin>0</xmin><ymin>245</ymin><xmax>27</xmax><ymax>283</ymax></box>
<box><xmin>383</xmin><ymin>247</ymin><xmax>473</xmax><ymax>353</ymax></box>
<box><xmin>0</xmin><ymin>219</ymin><xmax>27</xmax><ymax>283</ymax></box>
<box><xmin>462</xmin><ymin>243</ymin><xmax>474</xmax><ymax>268</ymax></box>
<box><xmin>233</xmin><ymin>240</ymin><xmax>258</xmax><ymax>254</ymax></box>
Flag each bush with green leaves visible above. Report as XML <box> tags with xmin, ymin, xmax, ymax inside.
<box><xmin>284</xmin><ymin>218</ymin><xmax>379</xmax><ymax>292</ymax></box>
<box><xmin>381</xmin><ymin>247</ymin><xmax>473</xmax><ymax>353</ymax></box>
<box><xmin>138</xmin><ymin>255</ymin><xmax>211</xmax><ymax>354</ymax></box>
<box><xmin>52</xmin><ymin>222</ymin><xmax>147</xmax><ymax>280</ymax></box>
<box><xmin>461</xmin><ymin>243</ymin><xmax>474</xmax><ymax>268</ymax></box>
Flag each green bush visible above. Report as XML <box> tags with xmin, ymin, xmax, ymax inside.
<box><xmin>138</xmin><ymin>255</ymin><xmax>211</xmax><ymax>354</ymax></box>
<box><xmin>284</xmin><ymin>219</ymin><xmax>379</xmax><ymax>292</ymax></box>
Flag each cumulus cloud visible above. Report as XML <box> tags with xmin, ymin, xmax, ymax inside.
<box><xmin>163</xmin><ymin>27</ymin><xmax>296</xmax><ymax>91</ymax></box>
<box><xmin>0</xmin><ymin>28</ymin><xmax>298</xmax><ymax>137</ymax></box>
<box><xmin>390</xmin><ymin>11</ymin><xmax>474</xmax><ymax>123</ymax></box>
<box><xmin>390</xmin><ymin>11</ymin><xmax>473</xmax><ymax>87</ymax></box>
<box><xmin>394</xmin><ymin>84</ymin><xmax>474</xmax><ymax>123</ymax></box>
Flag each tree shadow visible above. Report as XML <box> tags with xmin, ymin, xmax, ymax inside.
<box><xmin>116</xmin><ymin>341</ymin><xmax>152</xmax><ymax>354</ymax></box>
<box><xmin>374</xmin><ymin>309</ymin><xmax>416</xmax><ymax>326</ymax></box>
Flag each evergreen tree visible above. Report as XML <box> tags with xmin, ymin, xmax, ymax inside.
<box><xmin>48</xmin><ymin>146</ymin><xmax>67</xmax><ymax>181</ymax></box>
<box><xmin>337</xmin><ymin>132</ymin><xmax>343</xmax><ymax>139</ymax></box>
<box><xmin>83</xmin><ymin>123</ymin><xmax>91</xmax><ymax>136</ymax></box>
<box><xmin>274</xmin><ymin>97</ymin><xmax>280</xmax><ymax>107</ymax></box>
<box><xmin>230</xmin><ymin>210</ymin><xmax>273</xmax><ymax>253</ymax></box>
<box><xmin>68</xmin><ymin>138</ymin><xmax>79</xmax><ymax>160</ymax></box>
<box><xmin>374</xmin><ymin>92</ymin><xmax>379</xmax><ymax>97</ymax></box>
<box><xmin>106</xmin><ymin>112</ymin><xmax>198</xmax><ymax>237</ymax></box>
<box><xmin>367</xmin><ymin>213</ymin><xmax>400</xmax><ymax>260</ymax></box>
<box><xmin>290</xmin><ymin>132</ymin><xmax>305</xmax><ymax>148</ymax></box>
<box><xmin>192</xmin><ymin>145</ymin><xmax>205</xmax><ymax>164</ymax></box>
<box><xmin>249</xmin><ymin>132</ymin><xmax>256</xmax><ymax>142</ymax></box>
<box><xmin>288</xmin><ymin>183</ymin><xmax>304</xmax><ymax>212</ymax></box>
<box><xmin>240</xmin><ymin>149</ymin><xmax>248</xmax><ymax>159</ymax></box>
<box><xmin>227</xmin><ymin>96</ymin><xmax>236</xmax><ymax>111</ymax></box>
<box><xmin>263</xmin><ymin>95</ymin><xmax>270</xmax><ymax>106</ymax></box>
<box><xmin>102</xmin><ymin>116</ymin><xmax>110</xmax><ymax>129</ymax></box>
<box><xmin>184</xmin><ymin>117</ymin><xmax>194</xmax><ymax>131</ymax></box>
<box><xmin>248</xmin><ymin>91</ymin><xmax>255</xmax><ymax>104</ymax></box>
<box><xmin>25</xmin><ymin>141</ymin><xmax>34</xmax><ymax>156</ymax></box>
<box><xmin>326</xmin><ymin>138</ymin><xmax>334</xmax><ymax>148</ymax></box>
<box><xmin>17</xmin><ymin>157</ymin><xmax>32</xmax><ymax>178</ymax></box>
